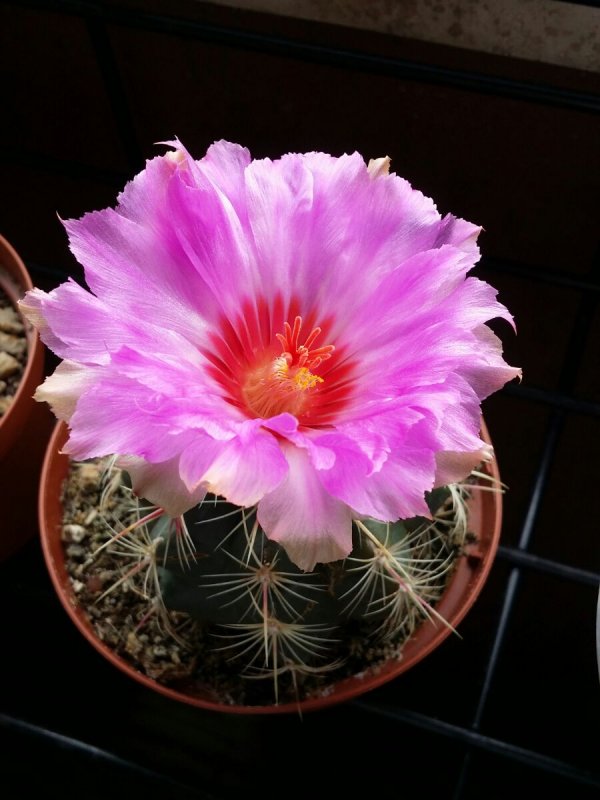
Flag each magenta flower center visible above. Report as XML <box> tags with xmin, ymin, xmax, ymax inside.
<box><xmin>242</xmin><ymin>316</ymin><xmax>335</xmax><ymax>419</ymax></box>
<box><xmin>205</xmin><ymin>298</ymin><xmax>355</xmax><ymax>427</ymax></box>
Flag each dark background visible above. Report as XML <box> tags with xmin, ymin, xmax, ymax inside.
<box><xmin>0</xmin><ymin>1</ymin><xmax>599</xmax><ymax>797</ymax></box>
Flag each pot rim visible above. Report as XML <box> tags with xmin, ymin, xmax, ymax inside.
<box><xmin>39</xmin><ymin>418</ymin><xmax>502</xmax><ymax>714</ymax></box>
<box><xmin>0</xmin><ymin>234</ymin><xmax>44</xmax><ymax>458</ymax></box>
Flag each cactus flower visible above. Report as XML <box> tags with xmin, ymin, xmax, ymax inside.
<box><xmin>21</xmin><ymin>140</ymin><xmax>519</xmax><ymax>570</ymax></box>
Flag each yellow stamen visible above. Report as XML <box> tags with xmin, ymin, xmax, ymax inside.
<box><xmin>242</xmin><ymin>318</ymin><xmax>332</xmax><ymax>419</ymax></box>
<box><xmin>293</xmin><ymin>367</ymin><xmax>323</xmax><ymax>391</ymax></box>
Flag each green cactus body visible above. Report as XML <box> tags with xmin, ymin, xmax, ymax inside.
<box><xmin>144</xmin><ymin>482</ymin><xmax>468</xmax><ymax>698</ymax></box>
<box><xmin>62</xmin><ymin>458</ymin><xmax>481</xmax><ymax>704</ymax></box>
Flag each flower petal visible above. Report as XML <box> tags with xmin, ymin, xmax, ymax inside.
<box><xmin>197</xmin><ymin>139</ymin><xmax>252</xmax><ymax>221</ymax></box>
<box><xmin>343</xmin><ymin>245</ymin><xmax>508</xmax><ymax>358</ymax></box>
<box><xmin>310</xmin><ymin>429</ymin><xmax>433</xmax><ymax>521</ymax></box>
<box><xmin>434</xmin><ymin>447</ymin><xmax>492</xmax><ymax>488</ymax></box>
<box><xmin>185</xmin><ymin>422</ymin><xmax>289</xmax><ymax>507</ymax></box>
<box><xmin>202</xmin><ymin>436</ymin><xmax>288</xmax><ymax>507</ymax></box>
<box><xmin>34</xmin><ymin>360</ymin><xmax>100</xmax><ymax>422</ymax></box>
<box><xmin>163</xmin><ymin>154</ymin><xmax>261</xmax><ymax>322</ymax></box>
<box><xmin>20</xmin><ymin>282</ymin><xmax>114</xmax><ymax>364</ymax></box>
<box><xmin>65</xmin><ymin>377</ymin><xmax>189</xmax><ymax>461</ymax></box>
<box><xmin>118</xmin><ymin>455</ymin><xmax>206</xmax><ymax>517</ymax></box>
<box><xmin>257</xmin><ymin>444</ymin><xmax>353</xmax><ymax>571</ymax></box>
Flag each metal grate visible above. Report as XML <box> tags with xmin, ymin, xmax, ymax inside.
<box><xmin>1</xmin><ymin>1</ymin><xmax>599</xmax><ymax>797</ymax></box>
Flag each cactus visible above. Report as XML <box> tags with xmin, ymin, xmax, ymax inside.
<box><xmin>61</xmin><ymin>457</ymin><xmax>495</xmax><ymax>704</ymax></box>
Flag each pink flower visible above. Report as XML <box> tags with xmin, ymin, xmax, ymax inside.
<box><xmin>21</xmin><ymin>140</ymin><xmax>520</xmax><ymax>570</ymax></box>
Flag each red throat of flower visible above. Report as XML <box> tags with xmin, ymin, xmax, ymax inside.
<box><xmin>242</xmin><ymin>316</ymin><xmax>335</xmax><ymax>419</ymax></box>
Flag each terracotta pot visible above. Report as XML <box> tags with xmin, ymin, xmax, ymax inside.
<box><xmin>39</xmin><ymin>420</ymin><xmax>502</xmax><ymax>714</ymax></box>
<box><xmin>0</xmin><ymin>234</ymin><xmax>44</xmax><ymax>459</ymax></box>
<box><xmin>0</xmin><ymin>235</ymin><xmax>52</xmax><ymax>562</ymax></box>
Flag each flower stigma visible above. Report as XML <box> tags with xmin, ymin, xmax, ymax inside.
<box><xmin>242</xmin><ymin>316</ymin><xmax>335</xmax><ymax>419</ymax></box>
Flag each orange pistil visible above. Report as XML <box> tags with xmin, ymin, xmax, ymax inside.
<box><xmin>242</xmin><ymin>316</ymin><xmax>335</xmax><ymax>419</ymax></box>
<box><xmin>275</xmin><ymin>316</ymin><xmax>335</xmax><ymax>372</ymax></box>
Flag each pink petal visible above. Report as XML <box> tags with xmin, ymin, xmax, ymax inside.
<box><xmin>185</xmin><ymin>421</ymin><xmax>288</xmax><ymax>507</ymax></box>
<box><xmin>63</xmin><ymin>162</ymin><xmax>217</xmax><ymax>333</ymax></box>
<box><xmin>257</xmin><ymin>444</ymin><xmax>353</xmax><ymax>571</ymax></box>
<box><xmin>65</xmin><ymin>377</ymin><xmax>189</xmax><ymax>461</ymax></box>
<box><xmin>198</xmin><ymin>139</ymin><xmax>252</xmax><ymax>222</ymax></box>
<box><xmin>244</xmin><ymin>153</ymin><xmax>315</xmax><ymax>307</ymax></box>
<box><xmin>434</xmin><ymin>447</ymin><xmax>493</xmax><ymax>488</ymax></box>
<box><xmin>166</xmin><ymin>182</ymin><xmax>259</xmax><ymax>321</ymax></box>
<box><xmin>63</xmin><ymin>142</ymin><xmax>257</xmax><ymax>330</ymax></box>
<box><xmin>118</xmin><ymin>455</ymin><xmax>206</xmax><ymax>517</ymax></box>
<box><xmin>343</xmin><ymin>246</ymin><xmax>506</xmax><ymax>357</ymax></box>
<box><xmin>20</xmin><ymin>282</ymin><xmax>114</xmax><ymax>364</ymax></box>
<box><xmin>310</xmin><ymin>430</ymin><xmax>433</xmax><ymax>520</ymax></box>
<box><xmin>458</xmin><ymin>324</ymin><xmax>522</xmax><ymax>399</ymax></box>
<box><xmin>34</xmin><ymin>360</ymin><xmax>100</xmax><ymax>422</ymax></box>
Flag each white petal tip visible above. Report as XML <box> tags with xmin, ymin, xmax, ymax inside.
<box><xmin>367</xmin><ymin>156</ymin><xmax>392</xmax><ymax>179</ymax></box>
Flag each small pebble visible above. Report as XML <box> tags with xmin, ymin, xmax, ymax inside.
<box><xmin>62</xmin><ymin>523</ymin><xmax>87</xmax><ymax>543</ymax></box>
<box><xmin>0</xmin><ymin>306</ymin><xmax>24</xmax><ymax>335</ymax></box>
<box><xmin>0</xmin><ymin>351</ymin><xmax>20</xmax><ymax>379</ymax></box>
<box><xmin>0</xmin><ymin>330</ymin><xmax>26</xmax><ymax>358</ymax></box>
<box><xmin>78</xmin><ymin>463</ymin><xmax>103</xmax><ymax>489</ymax></box>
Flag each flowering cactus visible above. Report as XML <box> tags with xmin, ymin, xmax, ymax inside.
<box><xmin>24</xmin><ymin>140</ymin><xmax>519</xmax><ymax>701</ymax></box>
